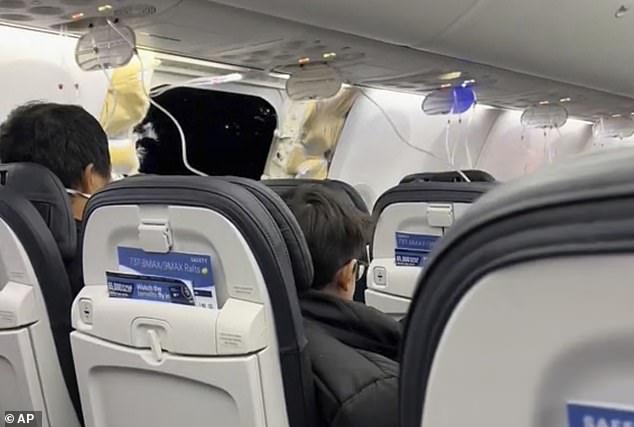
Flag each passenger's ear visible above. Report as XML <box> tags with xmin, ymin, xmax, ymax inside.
<box><xmin>81</xmin><ymin>163</ymin><xmax>109</xmax><ymax>194</ymax></box>
<box><xmin>334</xmin><ymin>260</ymin><xmax>356</xmax><ymax>300</ymax></box>
<box><xmin>78</xmin><ymin>164</ymin><xmax>95</xmax><ymax>193</ymax></box>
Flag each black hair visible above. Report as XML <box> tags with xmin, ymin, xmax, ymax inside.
<box><xmin>0</xmin><ymin>102</ymin><xmax>111</xmax><ymax>188</ymax></box>
<box><xmin>284</xmin><ymin>185</ymin><xmax>371</xmax><ymax>290</ymax></box>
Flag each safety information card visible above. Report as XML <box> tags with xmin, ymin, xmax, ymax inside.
<box><xmin>567</xmin><ymin>402</ymin><xmax>634</xmax><ymax>427</ymax></box>
<box><xmin>106</xmin><ymin>246</ymin><xmax>217</xmax><ymax>309</ymax></box>
<box><xmin>394</xmin><ymin>232</ymin><xmax>439</xmax><ymax>267</ymax></box>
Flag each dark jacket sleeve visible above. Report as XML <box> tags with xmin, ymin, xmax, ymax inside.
<box><xmin>305</xmin><ymin>322</ymin><xmax>400</xmax><ymax>427</ymax></box>
<box><xmin>330</xmin><ymin>351</ymin><xmax>399</xmax><ymax>427</ymax></box>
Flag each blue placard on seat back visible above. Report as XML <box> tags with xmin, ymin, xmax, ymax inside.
<box><xmin>394</xmin><ymin>232</ymin><xmax>439</xmax><ymax>267</ymax></box>
<box><xmin>568</xmin><ymin>402</ymin><xmax>634</xmax><ymax>427</ymax></box>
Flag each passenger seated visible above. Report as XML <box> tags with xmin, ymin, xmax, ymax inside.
<box><xmin>284</xmin><ymin>185</ymin><xmax>401</xmax><ymax>427</ymax></box>
<box><xmin>0</xmin><ymin>102</ymin><xmax>112</xmax><ymax>296</ymax></box>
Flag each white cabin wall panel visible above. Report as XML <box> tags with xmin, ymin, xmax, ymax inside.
<box><xmin>589</xmin><ymin>135</ymin><xmax>634</xmax><ymax>151</ymax></box>
<box><xmin>476</xmin><ymin>111</ymin><xmax>593</xmax><ymax>181</ymax></box>
<box><xmin>549</xmin><ymin>122</ymin><xmax>593</xmax><ymax>158</ymax></box>
<box><xmin>329</xmin><ymin>89</ymin><xmax>496</xmax><ymax>207</ymax></box>
<box><xmin>0</xmin><ymin>26</ymin><xmax>107</xmax><ymax>123</ymax></box>
<box><xmin>331</xmin><ymin>90</ymin><xmax>599</xmax><ymax>206</ymax></box>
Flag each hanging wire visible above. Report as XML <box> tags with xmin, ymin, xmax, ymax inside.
<box><xmin>463</xmin><ymin>107</ymin><xmax>475</xmax><ymax>168</ymax></box>
<box><xmin>444</xmin><ymin>118</ymin><xmax>452</xmax><ymax>164</ymax></box>
<box><xmin>544</xmin><ymin>128</ymin><xmax>554</xmax><ymax>163</ymax></box>
<box><xmin>450</xmin><ymin>117</ymin><xmax>460</xmax><ymax>165</ymax></box>
<box><xmin>360</xmin><ymin>90</ymin><xmax>471</xmax><ymax>182</ymax></box>
<box><xmin>99</xmin><ymin>65</ymin><xmax>118</xmax><ymax>131</ymax></box>
<box><xmin>106</xmin><ymin>19</ymin><xmax>208</xmax><ymax>176</ymax></box>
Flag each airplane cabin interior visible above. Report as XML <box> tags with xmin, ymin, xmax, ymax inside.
<box><xmin>1</xmin><ymin>1</ymin><xmax>634</xmax><ymax>427</ymax></box>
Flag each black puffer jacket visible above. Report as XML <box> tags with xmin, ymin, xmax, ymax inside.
<box><xmin>64</xmin><ymin>220</ymin><xmax>84</xmax><ymax>298</ymax></box>
<box><xmin>300</xmin><ymin>291</ymin><xmax>401</xmax><ymax>427</ymax></box>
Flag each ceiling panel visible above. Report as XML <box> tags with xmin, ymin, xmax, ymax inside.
<box><xmin>415</xmin><ymin>0</ymin><xmax>634</xmax><ymax>97</ymax></box>
<box><xmin>2</xmin><ymin>0</ymin><xmax>634</xmax><ymax>121</ymax></box>
<box><xmin>203</xmin><ymin>0</ymin><xmax>481</xmax><ymax>45</ymax></box>
<box><xmin>150</xmin><ymin>1</ymin><xmax>634</xmax><ymax>118</ymax></box>
<box><xmin>202</xmin><ymin>0</ymin><xmax>634</xmax><ymax>99</ymax></box>
<box><xmin>0</xmin><ymin>0</ymin><xmax>181</xmax><ymax>28</ymax></box>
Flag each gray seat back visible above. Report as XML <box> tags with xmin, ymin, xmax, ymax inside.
<box><xmin>0</xmin><ymin>163</ymin><xmax>81</xmax><ymax>427</ymax></box>
<box><xmin>263</xmin><ymin>178</ymin><xmax>369</xmax><ymax>213</ymax></box>
<box><xmin>401</xmin><ymin>148</ymin><xmax>634</xmax><ymax>427</ymax></box>
<box><xmin>71</xmin><ymin>176</ymin><xmax>315</xmax><ymax>427</ymax></box>
<box><xmin>367</xmin><ymin>181</ymin><xmax>492</xmax><ymax>318</ymax></box>
<box><xmin>400</xmin><ymin>170</ymin><xmax>496</xmax><ymax>184</ymax></box>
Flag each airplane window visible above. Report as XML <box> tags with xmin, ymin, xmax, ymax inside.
<box><xmin>135</xmin><ymin>87</ymin><xmax>277</xmax><ymax>178</ymax></box>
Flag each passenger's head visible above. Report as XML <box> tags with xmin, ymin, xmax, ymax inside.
<box><xmin>284</xmin><ymin>185</ymin><xmax>370</xmax><ymax>300</ymax></box>
<box><xmin>0</xmin><ymin>102</ymin><xmax>111</xmax><ymax>219</ymax></box>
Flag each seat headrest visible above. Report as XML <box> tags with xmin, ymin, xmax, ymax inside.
<box><xmin>370</xmin><ymin>181</ymin><xmax>493</xmax><ymax>258</ymax></box>
<box><xmin>263</xmin><ymin>178</ymin><xmax>369</xmax><ymax>213</ymax></box>
<box><xmin>373</xmin><ymin>181</ymin><xmax>494</xmax><ymax>217</ymax></box>
<box><xmin>0</xmin><ymin>163</ymin><xmax>76</xmax><ymax>259</ymax></box>
<box><xmin>400</xmin><ymin>170</ymin><xmax>496</xmax><ymax>184</ymax></box>
<box><xmin>222</xmin><ymin>177</ymin><xmax>315</xmax><ymax>292</ymax></box>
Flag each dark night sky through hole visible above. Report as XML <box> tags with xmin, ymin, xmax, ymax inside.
<box><xmin>136</xmin><ymin>87</ymin><xmax>277</xmax><ymax>179</ymax></box>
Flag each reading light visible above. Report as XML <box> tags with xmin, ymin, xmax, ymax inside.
<box><xmin>298</xmin><ymin>57</ymin><xmax>311</xmax><ymax>65</ymax></box>
<box><xmin>322</xmin><ymin>52</ymin><xmax>337</xmax><ymax>60</ymax></box>
<box><xmin>438</xmin><ymin>71</ymin><xmax>462</xmax><ymax>81</ymax></box>
<box><xmin>98</xmin><ymin>4</ymin><xmax>113</xmax><ymax>13</ymax></box>
<box><xmin>560</xmin><ymin>97</ymin><xmax>572</xmax><ymax>103</ymax></box>
<box><xmin>539</xmin><ymin>100</ymin><xmax>550</xmax><ymax>105</ymax></box>
<box><xmin>71</xmin><ymin>12</ymin><xmax>85</xmax><ymax>20</ymax></box>
<box><xmin>462</xmin><ymin>79</ymin><xmax>476</xmax><ymax>86</ymax></box>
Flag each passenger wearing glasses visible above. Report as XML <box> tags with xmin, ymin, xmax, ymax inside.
<box><xmin>284</xmin><ymin>185</ymin><xmax>401</xmax><ymax>427</ymax></box>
